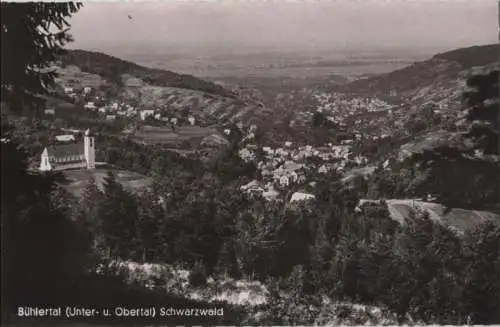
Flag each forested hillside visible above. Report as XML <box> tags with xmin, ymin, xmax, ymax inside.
<box><xmin>62</xmin><ymin>50</ymin><xmax>238</xmax><ymax>99</ymax></box>
<box><xmin>342</xmin><ymin>44</ymin><xmax>498</xmax><ymax>102</ymax></box>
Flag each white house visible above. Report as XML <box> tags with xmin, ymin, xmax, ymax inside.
<box><xmin>44</xmin><ymin>109</ymin><xmax>55</xmax><ymax>115</ymax></box>
<box><xmin>39</xmin><ymin>129</ymin><xmax>95</xmax><ymax>172</ymax></box>
<box><xmin>170</xmin><ymin>117</ymin><xmax>178</xmax><ymax>126</ymax></box>
<box><xmin>84</xmin><ymin>102</ymin><xmax>97</xmax><ymax>110</ymax></box>
<box><xmin>55</xmin><ymin>134</ymin><xmax>76</xmax><ymax>142</ymax></box>
<box><xmin>83</xmin><ymin>86</ymin><xmax>92</xmax><ymax>94</ymax></box>
<box><xmin>106</xmin><ymin>115</ymin><xmax>116</xmax><ymax>121</ymax></box>
<box><xmin>154</xmin><ymin>113</ymin><xmax>161</xmax><ymax>120</ymax></box>
<box><xmin>262</xmin><ymin>186</ymin><xmax>279</xmax><ymax>201</ymax></box>
<box><xmin>238</xmin><ymin>148</ymin><xmax>255</xmax><ymax>162</ymax></box>
<box><xmin>290</xmin><ymin>192</ymin><xmax>315</xmax><ymax>203</ymax></box>
<box><xmin>279</xmin><ymin>175</ymin><xmax>289</xmax><ymax>187</ymax></box>
<box><xmin>63</xmin><ymin>87</ymin><xmax>74</xmax><ymax>94</ymax></box>
<box><xmin>245</xmin><ymin>132</ymin><xmax>255</xmax><ymax>140</ymax></box>
<box><xmin>318</xmin><ymin>165</ymin><xmax>329</xmax><ymax>174</ymax></box>
<box><xmin>98</xmin><ymin>107</ymin><xmax>107</xmax><ymax>114</ymax></box>
<box><xmin>262</xmin><ymin>146</ymin><xmax>273</xmax><ymax>155</ymax></box>
<box><xmin>140</xmin><ymin>110</ymin><xmax>155</xmax><ymax>120</ymax></box>
<box><xmin>240</xmin><ymin>180</ymin><xmax>264</xmax><ymax>195</ymax></box>
<box><xmin>297</xmin><ymin>174</ymin><xmax>307</xmax><ymax>184</ymax></box>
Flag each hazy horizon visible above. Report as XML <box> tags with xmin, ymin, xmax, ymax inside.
<box><xmin>68</xmin><ymin>0</ymin><xmax>498</xmax><ymax>57</ymax></box>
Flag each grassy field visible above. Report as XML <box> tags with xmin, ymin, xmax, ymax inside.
<box><xmin>63</xmin><ymin>167</ymin><xmax>153</xmax><ymax>198</ymax></box>
<box><xmin>131</xmin><ymin>125</ymin><xmax>226</xmax><ymax>148</ymax></box>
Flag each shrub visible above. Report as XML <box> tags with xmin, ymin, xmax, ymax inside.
<box><xmin>189</xmin><ymin>261</ymin><xmax>208</xmax><ymax>287</ymax></box>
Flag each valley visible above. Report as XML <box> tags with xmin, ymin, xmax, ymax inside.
<box><xmin>9</xmin><ymin>43</ymin><xmax>499</xmax><ymax>217</ymax></box>
<box><xmin>3</xmin><ymin>25</ymin><xmax>499</xmax><ymax>325</ymax></box>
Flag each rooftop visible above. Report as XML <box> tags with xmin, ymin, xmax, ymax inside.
<box><xmin>47</xmin><ymin>142</ymin><xmax>84</xmax><ymax>158</ymax></box>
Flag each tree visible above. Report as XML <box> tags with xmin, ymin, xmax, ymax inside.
<box><xmin>136</xmin><ymin>190</ymin><xmax>165</xmax><ymax>262</ymax></box>
<box><xmin>1</xmin><ymin>2</ymin><xmax>83</xmax><ymax>113</ymax></box>
<box><xmin>463</xmin><ymin>70</ymin><xmax>499</xmax><ymax>155</ymax></box>
<box><xmin>462</xmin><ymin>221</ymin><xmax>500</xmax><ymax>323</ymax></box>
<box><xmin>1</xmin><ymin>3</ymin><xmax>87</xmax><ymax>318</ymax></box>
<box><xmin>1</xmin><ymin>133</ymin><xmax>92</xmax><ymax>312</ymax></box>
<box><xmin>312</xmin><ymin>111</ymin><xmax>327</xmax><ymax>127</ymax></box>
<box><xmin>77</xmin><ymin>176</ymin><xmax>103</xmax><ymax>249</ymax></box>
<box><xmin>98</xmin><ymin>170</ymin><xmax>139</xmax><ymax>259</ymax></box>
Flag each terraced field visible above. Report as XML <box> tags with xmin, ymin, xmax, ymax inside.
<box><xmin>359</xmin><ymin>199</ymin><xmax>499</xmax><ymax>234</ymax></box>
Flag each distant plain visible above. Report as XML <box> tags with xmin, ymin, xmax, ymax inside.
<box><xmin>114</xmin><ymin>50</ymin><xmax>432</xmax><ymax>79</ymax></box>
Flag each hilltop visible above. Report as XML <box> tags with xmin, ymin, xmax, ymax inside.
<box><xmin>57</xmin><ymin>49</ymin><xmax>274</xmax><ymax>128</ymax></box>
<box><xmin>61</xmin><ymin>50</ymin><xmax>238</xmax><ymax>99</ymax></box>
<box><xmin>341</xmin><ymin>43</ymin><xmax>498</xmax><ymax>102</ymax></box>
<box><xmin>432</xmin><ymin>44</ymin><xmax>498</xmax><ymax>69</ymax></box>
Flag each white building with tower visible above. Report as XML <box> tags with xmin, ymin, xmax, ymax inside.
<box><xmin>39</xmin><ymin>129</ymin><xmax>96</xmax><ymax>171</ymax></box>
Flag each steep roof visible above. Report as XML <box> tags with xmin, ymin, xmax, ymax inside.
<box><xmin>46</xmin><ymin>142</ymin><xmax>84</xmax><ymax>158</ymax></box>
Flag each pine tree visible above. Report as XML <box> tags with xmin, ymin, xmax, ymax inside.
<box><xmin>215</xmin><ymin>240</ymin><xmax>241</xmax><ymax>279</ymax></box>
<box><xmin>463</xmin><ymin>70</ymin><xmax>499</xmax><ymax>155</ymax></box>
<box><xmin>77</xmin><ymin>176</ymin><xmax>103</xmax><ymax>250</ymax></box>
<box><xmin>136</xmin><ymin>190</ymin><xmax>165</xmax><ymax>262</ymax></box>
<box><xmin>99</xmin><ymin>170</ymin><xmax>139</xmax><ymax>259</ymax></box>
<box><xmin>1</xmin><ymin>2</ymin><xmax>86</xmax><ymax>318</ymax></box>
<box><xmin>462</xmin><ymin>221</ymin><xmax>500</xmax><ymax>323</ymax></box>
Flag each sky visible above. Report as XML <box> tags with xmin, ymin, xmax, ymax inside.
<box><xmin>68</xmin><ymin>0</ymin><xmax>498</xmax><ymax>55</ymax></box>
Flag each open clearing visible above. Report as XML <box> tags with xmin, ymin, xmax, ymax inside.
<box><xmin>130</xmin><ymin>125</ymin><xmax>226</xmax><ymax>147</ymax></box>
<box><xmin>63</xmin><ymin>168</ymin><xmax>153</xmax><ymax>198</ymax></box>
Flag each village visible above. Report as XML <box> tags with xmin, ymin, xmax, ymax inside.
<box><xmin>43</xmin><ymin>85</ymin><xmax>202</xmax><ymax>128</ymax></box>
<box><xmin>37</xmin><ymin>77</ymin><xmax>463</xmax><ymax>206</ymax></box>
<box><xmin>37</xmin><ymin>82</ymin><xmax>379</xmax><ymax>205</ymax></box>
<box><xmin>308</xmin><ymin>91</ymin><xmax>458</xmax><ymax>142</ymax></box>
<box><xmin>237</xmin><ymin>137</ymin><xmax>369</xmax><ymax>202</ymax></box>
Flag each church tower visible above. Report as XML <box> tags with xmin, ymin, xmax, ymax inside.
<box><xmin>84</xmin><ymin>129</ymin><xmax>95</xmax><ymax>169</ymax></box>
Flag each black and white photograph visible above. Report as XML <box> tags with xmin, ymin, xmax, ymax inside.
<box><xmin>1</xmin><ymin>0</ymin><xmax>499</xmax><ymax>325</ymax></box>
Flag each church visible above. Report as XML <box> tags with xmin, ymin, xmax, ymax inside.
<box><xmin>39</xmin><ymin>129</ymin><xmax>95</xmax><ymax>171</ymax></box>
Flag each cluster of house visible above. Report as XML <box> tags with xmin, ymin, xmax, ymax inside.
<box><xmin>313</xmin><ymin>92</ymin><xmax>393</xmax><ymax>118</ymax></box>
<box><xmin>238</xmin><ymin>139</ymin><xmax>368</xmax><ymax>202</ymax></box>
<box><xmin>309</xmin><ymin>90</ymin><xmax>463</xmax><ymax>145</ymax></box>
<box><xmin>63</xmin><ymin>86</ymin><xmax>93</xmax><ymax>98</ymax></box>
<box><xmin>84</xmin><ymin>100</ymin><xmax>196</xmax><ymax>126</ymax></box>
<box><xmin>46</xmin><ymin>85</ymin><xmax>203</xmax><ymax>129</ymax></box>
